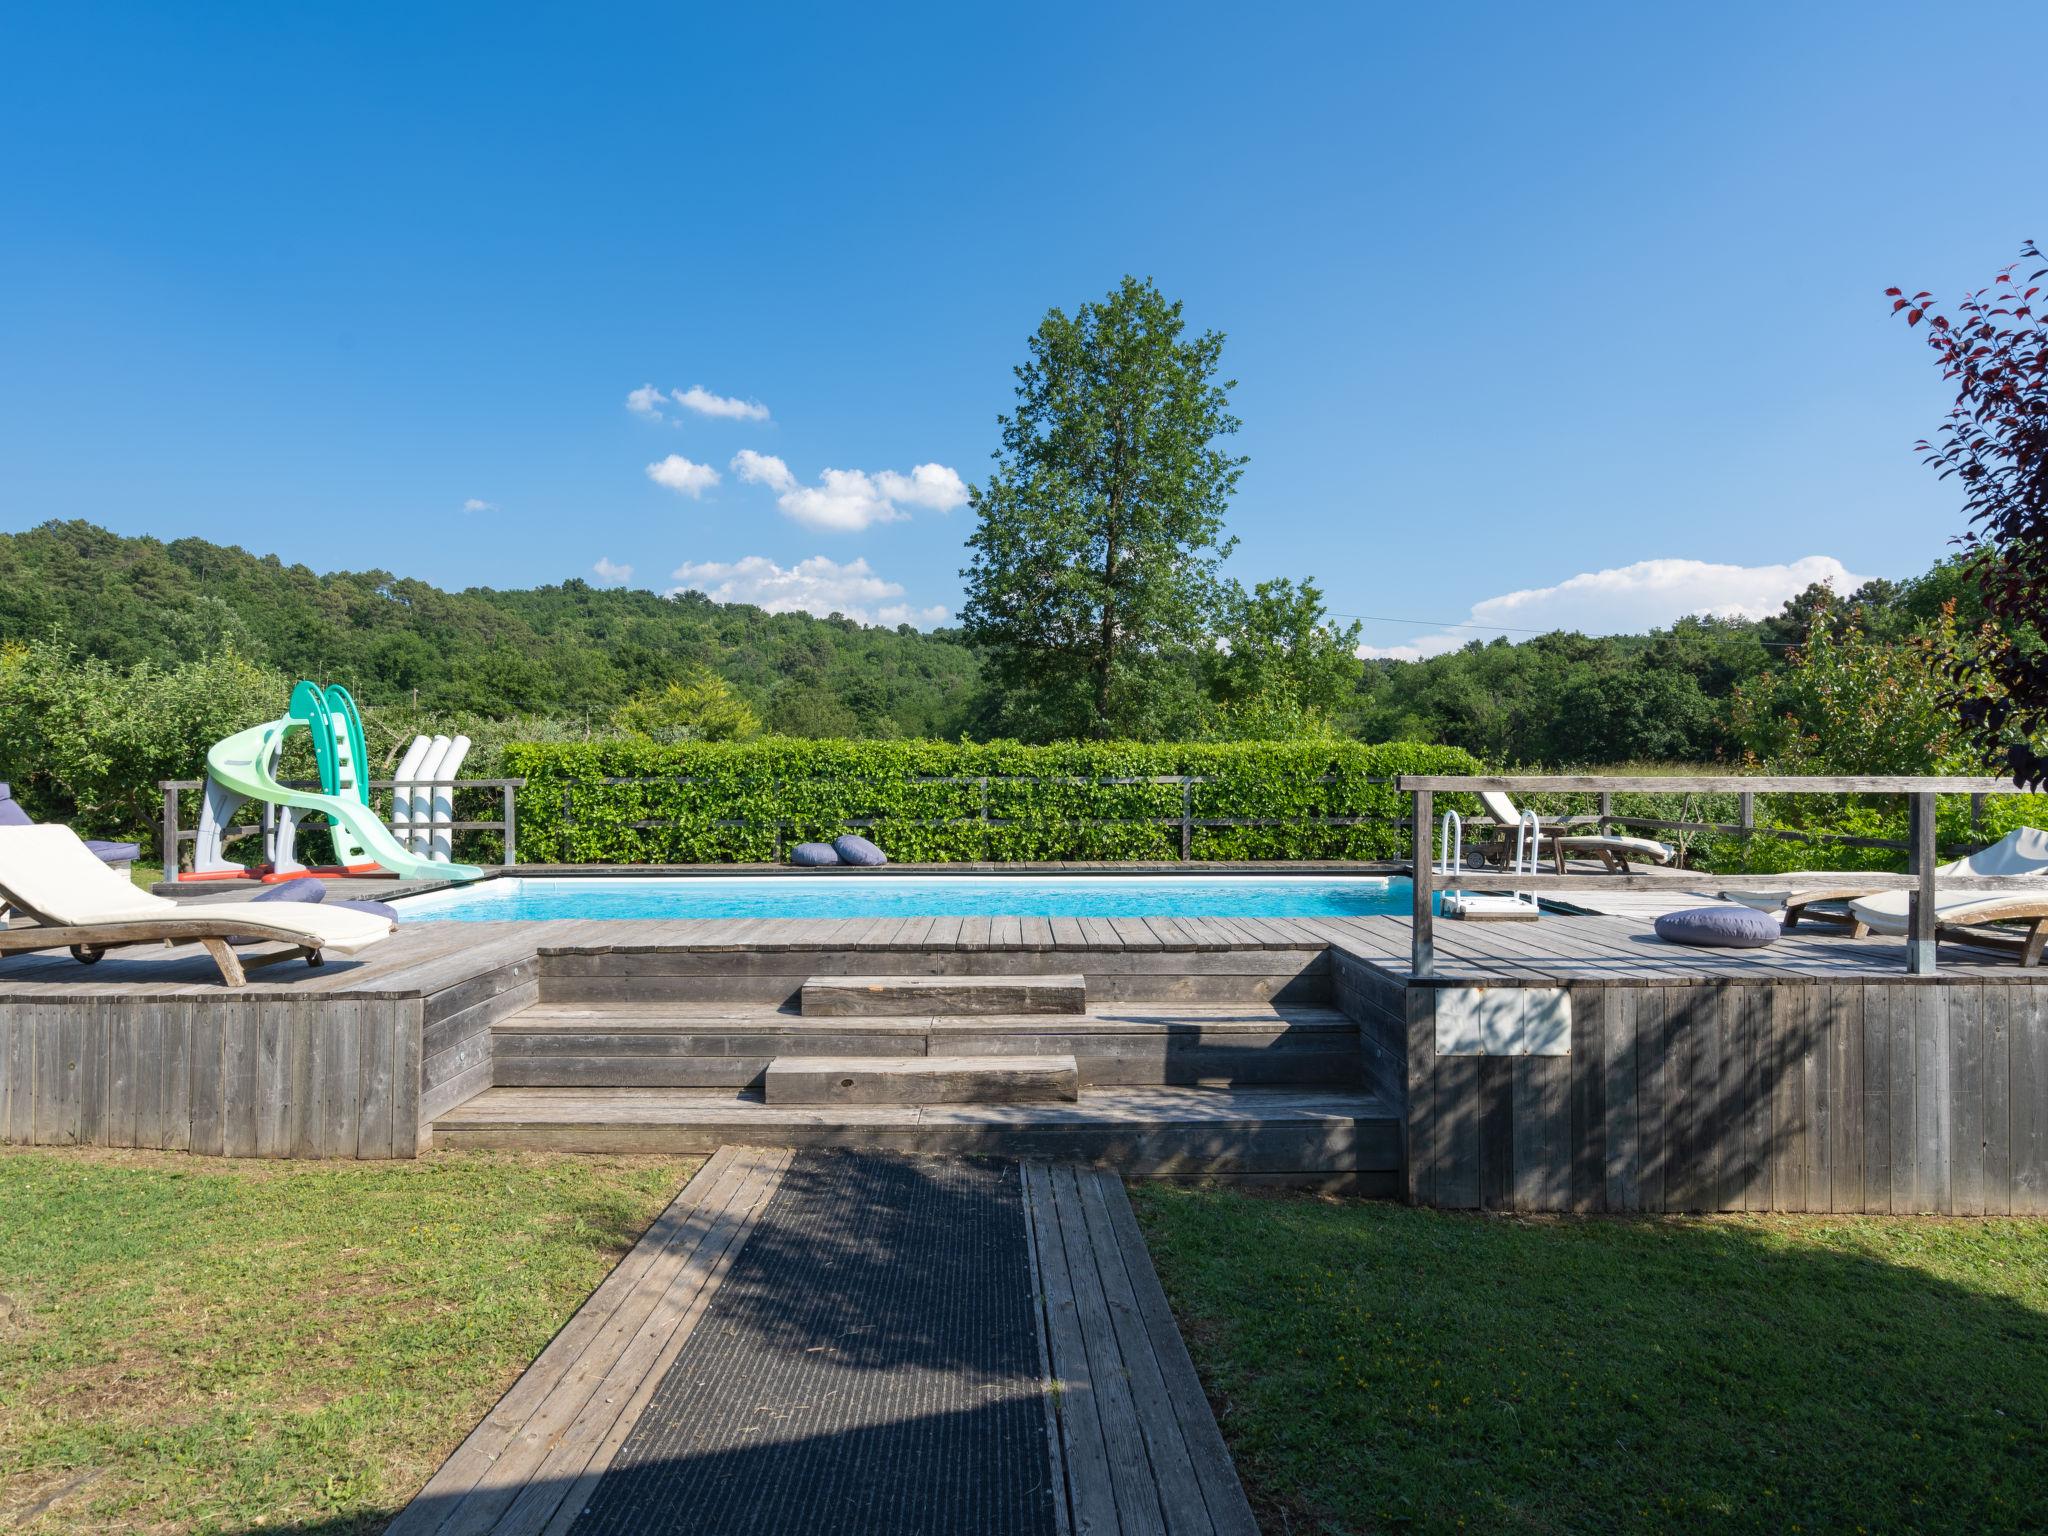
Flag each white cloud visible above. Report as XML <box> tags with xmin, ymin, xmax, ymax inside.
<box><xmin>729</xmin><ymin>452</ymin><xmax>967</xmax><ymax>531</ymax></box>
<box><xmin>625</xmin><ymin>383</ymin><xmax>668</xmax><ymax>420</ymax></box>
<box><xmin>592</xmin><ymin>557</ymin><xmax>634</xmax><ymax>585</ymax></box>
<box><xmin>669</xmin><ymin>554</ymin><xmax>950</xmax><ymax>628</ymax></box>
<box><xmin>1356</xmin><ymin>555</ymin><xmax>1871</xmax><ymax>662</ymax></box>
<box><xmin>645</xmin><ymin>453</ymin><xmax>721</xmax><ymax>498</ymax></box>
<box><xmin>673</xmin><ymin>384</ymin><xmax>770</xmax><ymax>422</ymax></box>
<box><xmin>730</xmin><ymin>449</ymin><xmax>798</xmax><ymax>493</ymax></box>
<box><xmin>462</xmin><ymin>498</ymin><xmax>497</xmax><ymax>513</ymax></box>
<box><xmin>874</xmin><ymin>463</ymin><xmax>969</xmax><ymax>512</ymax></box>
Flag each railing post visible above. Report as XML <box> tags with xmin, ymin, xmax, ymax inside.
<box><xmin>1180</xmin><ymin>777</ymin><xmax>1193</xmax><ymax>862</ymax></box>
<box><xmin>1907</xmin><ymin>790</ymin><xmax>1938</xmax><ymax>975</ymax></box>
<box><xmin>162</xmin><ymin>782</ymin><xmax>179</xmax><ymax>878</ymax></box>
<box><xmin>1597</xmin><ymin>790</ymin><xmax>1612</xmax><ymax>836</ymax></box>
<box><xmin>1409</xmin><ymin>785</ymin><xmax>1434</xmax><ymax>979</ymax></box>
<box><xmin>501</xmin><ymin>783</ymin><xmax>517</xmax><ymax>867</ymax></box>
<box><xmin>1739</xmin><ymin>790</ymin><xmax>1755</xmax><ymax>860</ymax></box>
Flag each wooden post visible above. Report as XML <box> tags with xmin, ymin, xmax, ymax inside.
<box><xmin>1597</xmin><ymin>790</ymin><xmax>1613</xmax><ymax>836</ymax></box>
<box><xmin>501</xmin><ymin>783</ymin><xmax>517</xmax><ymax>867</ymax></box>
<box><xmin>1739</xmin><ymin>790</ymin><xmax>1755</xmax><ymax>857</ymax></box>
<box><xmin>1908</xmin><ymin>790</ymin><xmax>1937</xmax><ymax>975</ymax></box>
<box><xmin>1410</xmin><ymin>786</ymin><xmax>1434</xmax><ymax>979</ymax></box>
<box><xmin>162</xmin><ymin>783</ymin><xmax>179</xmax><ymax>878</ymax></box>
<box><xmin>1180</xmin><ymin>778</ymin><xmax>1193</xmax><ymax>862</ymax></box>
<box><xmin>1971</xmin><ymin>792</ymin><xmax>1985</xmax><ymax>839</ymax></box>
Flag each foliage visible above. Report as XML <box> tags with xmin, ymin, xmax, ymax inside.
<box><xmin>501</xmin><ymin>738</ymin><xmax>1482</xmax><ymax>864</ymax></box>
<box><xmin>1891</xmin><ymin>241</ymin><xmax>2048</xmax><ymax>786</ymax></box>
<box><xmin>1200</xmin><ymin>577</ymin><xmax>1363</xmax><ymax>736</ymax></box>
<box><xmin>613</xmin><ymin>669</ymin><xmax>761</xmax><ymax>743</ymax></box>
<box><xmin>0</xmin><ymin>1148</ymin><xmax>694</xmax><ymax>1534</ymax></box>
<box><xmin>1133</xmin><ymin>1183</ymin><xmax>2048</xmax><ymax>1536</ymax></box>
<box><xmin>0</xmin><ymin>637</ymin><xmax>284</xmax><ymax>854</ymax></box>
<box><xmin>962</xmin><ymin>276</ymin><xmax>1248</xmax><ymax>739</ymax></box>
<box><xmin>0</xmin><ymin>519</ymin><xmax>983</xmax><ymax>736</ymax></box>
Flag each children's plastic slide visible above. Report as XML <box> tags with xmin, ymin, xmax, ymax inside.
<box><xmin>191</xmin><ymin>681</ymin><xmax>485</xmax><ymax>882</ymax></box>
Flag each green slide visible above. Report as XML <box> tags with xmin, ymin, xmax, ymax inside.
<box><xmin>206</xmin><ymin>712</ymin><xmax>486</xmax><ymax>883</ymax></box>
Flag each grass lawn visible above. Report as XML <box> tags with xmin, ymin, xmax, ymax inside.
<box><xmin>0</xmin><ymin>1146</ymin><xmax>700</xmax><ymax>1534</ymax></box>
<box><xmin>1132</xmin><ymin>1186</ymin><xmax>2048</xmax><ymax>1535</ymax></box>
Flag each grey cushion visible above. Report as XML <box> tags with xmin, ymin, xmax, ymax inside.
<box><xmin>251</xmin><ymin>878</ymin><xmax>328</xmax><ymax>905</ymax></box>
<box><xmin>1654</xmin><ymin>906</ymin><xmax>1780</xmax><ymax>949</ymax></box>
<box><xmin>84</xmin><ymin>839</ymin><xmax>142</xmax><ymax>866</ymax></box>
<box><xmin>790</xmin><ymin>841</ymin><xmax>841</xmax><ymax>867</ymax></box>
<box><xmin>832</xmin><ymin>834</ymin><xmax>887</xmax><ymax>867</ymax></box>
<box><xmin>0</xmin><ymin>784</ymin><xmax>31</xmax><ymax>828</ymax></box>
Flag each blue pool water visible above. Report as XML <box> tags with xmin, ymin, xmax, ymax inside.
<box><xmin>398</xmin><ymin>875</ymin><xmax>1426</xmax><ymax>922</ymax></box>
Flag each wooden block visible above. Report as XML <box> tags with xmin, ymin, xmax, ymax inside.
<box><xmin>800</xmin><ymin>972</ymin><xmax>1086</xmax><ymax>1017</ymax></box>
<box><xmin>763</xmin><ymin>1053</ymin><xmax>1080</xmax><ymax>1105</ymax></box>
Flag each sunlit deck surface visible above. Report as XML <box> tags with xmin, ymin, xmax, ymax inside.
<box><xmin>0</xmin><ymin>906</ymin><xmax>2035</xmax><ymax>1001</ymax></box>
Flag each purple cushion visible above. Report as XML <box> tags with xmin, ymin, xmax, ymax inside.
<box><xmin>790</xmin><ymin>841</ymin><xmax>841</xmax><ymax>867</ymax></box>
<box><xmin>84</xmin><ymin>839</ymin><xmax>142</xmax><ymax>865</ymax></box>
<box><xmin>832</xmin><ymin>834</ymin><xmax>887</xmax><ymax>867</ymax></box>
<box><xmin>1654</xmin><ymin>906</ymin><xmax>1780</xmax><ymax>949</ymax></box>
<box><xmin>250</xmin><ymin>878</ymin><xmax>328</xmax><ymax>905</ymax></box>
<box><xmin>330</xmin><ymin>898</ymin><xmax>399</xmax><ymax>924</ymax></box>
<box><xmin>0</xmin><ymin>784</ymin><xmax>32</xmax><ymax>829</ymax></box>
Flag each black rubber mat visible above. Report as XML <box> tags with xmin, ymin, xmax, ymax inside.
<box><xmin>569</xmin><ymin>1152</ymin><xmax>1059</xmax><ymax>1536</ymax></box>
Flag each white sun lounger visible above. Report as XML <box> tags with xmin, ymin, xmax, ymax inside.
<box><xmin>0</xmin><ymin>825</ymin><xmax>396</xmax><ymax>986</ymax></box>
<box><xmin>1846</xmin><ymin>827</ymin><xmax>2048</xmax><ymax>967</ymax></box>
<box><xmin>1471</xmin><ymin>791</ymin><xmax>1676</xmax><ymax>874</ymax></box>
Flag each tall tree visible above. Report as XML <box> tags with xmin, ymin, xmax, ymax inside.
<box><xmin>962</xmin><ymin>276</ymin><xmax>1246</xmax><ymax>739</ymax></box>
<box><xmin>1890</xmin><ymin>242</ymin><xmax>2048</xmax><ymax>787</ymax></box>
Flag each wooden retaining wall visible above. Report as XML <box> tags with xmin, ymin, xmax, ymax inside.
<box><xmin>1364</xmin><ymin>973</ymin><xmax>2048</xmax><ymax>1215</ymax></box>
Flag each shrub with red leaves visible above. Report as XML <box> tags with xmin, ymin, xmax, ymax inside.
<box><xmin>1890</xmin><ymin>241</ymin><xmax>2048</xmax><ymax>788</ymax></box>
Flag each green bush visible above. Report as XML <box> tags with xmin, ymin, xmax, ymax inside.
<box><xmin>499</xmin><ymin>738</ymin><xmax>1484</xmax><ymax>864</ymax></box>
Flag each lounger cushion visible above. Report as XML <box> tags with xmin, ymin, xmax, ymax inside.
<box><xmin>833</xmin><ymin>834</ymin><xmax>888</xmax><ymax>866</ymax></box>
<box><xmin>790</xmin><ymin>841</ymin><xmax>841</xmax><ymax>866</ymax></box>
<box><xmin>0</xmin><ymin>825</ymin><xmax>393</xmax><ymax>953</ymax></box>
<box><xmin>1557</xmin><ymin>833</ymin><xmax>1675</xmax><ymax>864</ymax></box>
<box><xmin>83</xmin><ymin>839</ymin><xmax>142</xmax><ymax>866</ymax></box>
<box><xmin>0</xmin><ymin>784</ymin><xmax>31</xmax><ymax>829</ymax></box>
<box><xmin>1654</xmin><ymin>906</ymin><xmax>1780</xmax><ymax>948</ymax></box>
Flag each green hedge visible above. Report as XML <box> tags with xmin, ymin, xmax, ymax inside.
<box><xmin>499</xmin><ymin>739</ymin><xmax>1485</xmax><ymax>864</ymax></box>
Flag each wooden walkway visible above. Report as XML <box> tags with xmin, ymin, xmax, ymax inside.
<box><xmin>390</xmin><ymin>1151</ymin><xmax>1255</xmax><ymax>1536</ymax></box>
<box><xmin>387</xmin><ymin>1145</ymin><xmax>793</xmax><ymax>1536</ymax></box>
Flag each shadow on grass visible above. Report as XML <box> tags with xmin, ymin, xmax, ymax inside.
<box><xmin>1135</xmin><ymin>1185</ymin><xmax>2048</xmax><ymax>1535</ymax></box>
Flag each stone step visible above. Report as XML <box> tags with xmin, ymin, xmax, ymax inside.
<box><xmin>800</xmin><ymin>973</ymin><xmax>1086</xmax><ymax>1017</ymax></box>
<box><xmin>764</xmin><ymin>1053</ymin><xmax>1080</xmax><ymax>1106</ymax></box>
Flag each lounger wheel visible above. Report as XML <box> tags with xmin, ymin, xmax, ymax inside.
<box><xmin>305</xmin><ymin>949</ymin><xmax>326</xmax><ymax>968</ymax></box>
<box><xmin>69</xmin><ymin>944</ymin><xmax>104</xmax><ymax>965</ymax></box>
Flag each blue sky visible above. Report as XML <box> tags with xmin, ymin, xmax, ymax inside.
<box><xmin>2</xmin><ymin>2</ymin><xmax>2040</xmax><ymax>657</ymax></box>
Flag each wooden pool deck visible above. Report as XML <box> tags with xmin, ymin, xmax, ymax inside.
<box><xmin>4</xmin><ymin>903</ymin><xmax>2044</xmax><ymax>1212</ymax></box>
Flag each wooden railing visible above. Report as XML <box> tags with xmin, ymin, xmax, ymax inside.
<box><xmin>1397</xmin><ymin>774</ymin><xmax>2037</xmax><ymax>978</ymax></box>
<box><xmin>159</xmin><ymin>777</ymin><xmax>526</xmax><ymax>872</ymax></box>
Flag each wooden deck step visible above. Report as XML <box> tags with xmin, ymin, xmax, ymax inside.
<box><xmin>431</xmin><ymin>1085</ymin><xmax>1401</xmax><ymax>1190</ymax></box>
<box><xmin>801</xmin><ymin>972</ymin><xmax>1086</xmax><ymax>1017</ymax></box>
<box><xmin>490</xmin><ymin>1001</ymin><xmax>1360</xmax><ymax>1091</ymax></box>
<box><xmin>764</xmin><ymin>1053</ymin><xmax>1080</xmax><ymax>1106</ymax></box>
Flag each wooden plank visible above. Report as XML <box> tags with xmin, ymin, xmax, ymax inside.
<box><xmin>1861</xmin><ymin>983</ymin><xmax>1891</xmax><ymax>1215</ymax></box>
<box><xmin>1602</xmin><ymin>987</ymin><xmax>1640</xmax><ymax>1212</ymax></box>
<box><xmin>2013</xmin><ymin>984</ymin><xmax>2047</xmax><ymax>1216</ymax></box>
<box><xmin>358</xmin><ymin>1004</ymin><xmax>399</xmax><ymax>1160</ymax></box>
<box><xmin>1097</xmin><ymin>1174</ymin><xmax>1258</xmax><ymax>1536</ymax></box>
<box><xmin>1767</xmin><ymin>986</ymin><xmax>1805</xmax><ymax>1213</ymax></box>
<box><xmin>1635</xmin><ymin>988</ymin><xmax>1669</xmax><ymax>1213</ymax></box>
<box><xmin>1050</xmin><ymin>1163</ymin><xmax>1168</xmax><ymax>1536</ymax></box>
<box><xmin>1828</xmin><ymin>983</ymin><xmax>1863</xmax><ymax>1215</ymax></box>
<box><xmin>1985</xmin><ymin>985</ymin><xmax>2013</xmax><ymax>1217</ymax></box>
<box><xmin>1405</xmin><ymin>988</ymin><xmax>1436</xmax><ymax>1206</ymax></box>
<box><xmin>1914</xmin><ymin>983</ymin><xmax>1951</xmax><ymax>1214</ymax></box>
<box><xmin>1950</xmin><ymin>985</ymin><xmax>1987</xmax><ymax>1218</ymax></box>
<box><xmin>1072</xmin><ymin>1169</ymin><xmax>1212</xmax><ymax>1534</ymax></box>
<box><xmin>1735</xmin><ymin>984</ymin><xmax>1772</xmax><ymax>1212</ymax></box>
<box><xmin>1510</xmin><ymin>1054</ymin><xmax>1569</xmax><ymax>1211</ymax></box>
<box><xmin>1888</xmin><ymin>980</ymin><xmax>1916</xmax><ymax>1214</ymax></box>
<box><xmin>1477</xmin><ymin>1056</ymin><xmax>1513</xmax><ymax>1211</ymax></box>
<box><xmin>255</xmin><ymin>1005</ymin><xmax>293</xmax><ymax>1158</ymax></box>
<box><xmin>1804</xmin><ymin>983</ymin><xmax>1832</xmax><ymax>1215</ymax></box>
<box><xmin>1023</xmin><ymin>1163</ymin><xmax>1119</xmax><ymax>1536</ymax></box>
<box><xmin>160</xmin><ymin>1001</ymin><xmax>192</xmax><ymax>1153</ymax></box>
<box><xmin>1568</xmin><ymin>986</ymin><xmax>1605</xmax><ymax>1211</ymax></box>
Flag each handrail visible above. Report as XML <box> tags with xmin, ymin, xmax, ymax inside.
<box><xmin>158</xmin><ymin>776</ymin><xmax>528</xmax><ymax>871</ymax></box>
<box><xmin>1397</xmin><ymin>772</ymin><xmax>2040</xmax><ymax>980</ymax></box>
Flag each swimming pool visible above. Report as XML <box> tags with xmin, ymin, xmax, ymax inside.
<box><xmin>398</xmin><ymin>875</ymin><xmax>1430</xmax><ymax>922</ymax></box>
